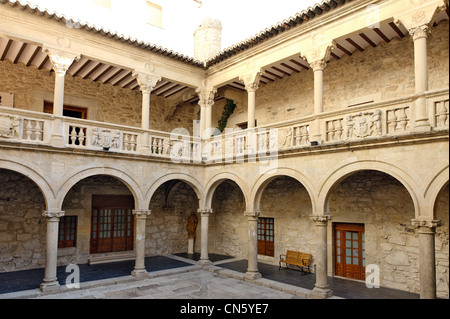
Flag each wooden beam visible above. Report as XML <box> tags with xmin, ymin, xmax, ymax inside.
<box><xmin>112</xmin><ymin>71</ymin><xmax>132</xmax><ymax>86</ymax></box>
<box><xmin>83</xmin><ymin>62</ymin><xmax>103</xmax><ymax>79</ymax></box>
<box><xmin>26</xmin><ymin>46</ymin><xmax>41</xmax><ymax>67</ymax></box>
<box><xmin>281</xmin><ymin>62</ymin><xmax>300</xmax><ymax>73</ymax></box>
<box><xmin>261</xmin><ymin>75</ymin><xmax>275</xmax><ymax>82</ymax></box>
<box><xmin>359</xmin><ymin>32</ymin><xmax>377</xmax><ymax>48</ymax></box>
<box><xmin>336</xmin><ymin>43</ymin><xmax>352</xmax><ymax>56</ymax></box>
<box><xmin>272</xmin><ymin>66</ymin><xmax>291</xmax><ymax>77</ymax></box>
<box><xmin>38</xmin><ymin>55</ymin><xmax>49</xmax><ymax>70</ymax></box>
<box><xmin>389</xmin><ymin>22</ymin><xmax>405</xmax><ymax>38</ymax></box>
<box><xmin>165</xmin><ymin>85</ymin><xmax>187</xmax><ymax>98</ymax></box>
<box><xmin>103</xmin><ymin>68</ymin><xmax>125</xmax><ymax>84</ymax></box>
<box><xmin>346</xmin><ymin>38</ymin><xmax>364</xmax><ymax>52</ymax></box>
<box><xmin>290</xmin><ymin>59</ymin><xmax>309</xmax><ymax>70</ymax></box>
<box><xmin>72</xmin><ymin>60</ymin><xmax>92</xmax><ymax>78</ymax></box>
<box><xmin>373</xmin><ymin>27</ymin><xmax>390</xmax><ymax>43</ymax></box>
<box><xmin>156</xmin><ymin>83</ymin><xmax>178</xmax><ymax>96</ymax></box>
<box><xmin>330</xmin><ymin>52</ymin><xmax>341</xmax><ymax>60</ymax></box>
<box><xmin>93</xmin><ymin>65</ymin><xmax>114</xmax><ymax>82</ymax></box>
<box><xmin>13</xmin><ymin>42</ymin><xmax>27</xmax><ymax>64</ymax></box>
<box><xmin>265</xmin><ymin>69</ymin><xmax>283</xmax><ymax>79</ymax></box>
<box><xmin>154</xmin><ymin>81</ymin><xmax>174</xmax><ymax>95</ymax></box>
<box><xmin>1</xmin><ymin>39</ymin><xmax>13</xmax><ymax>61</ymax></box>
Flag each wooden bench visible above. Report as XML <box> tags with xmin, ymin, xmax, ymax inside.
<box><xmin>279</xmin><ymin>250</ymin><xmax>313</xmax><ymax>275</ymax></box>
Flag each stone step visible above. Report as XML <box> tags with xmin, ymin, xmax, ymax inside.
<box><xmin>88</xmin><ymin>251</ymin><xmax>135</xmax><ymax>265</ymax></box>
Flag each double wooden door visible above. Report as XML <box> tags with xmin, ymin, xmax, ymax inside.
<box><xmin>90</xmin><ymin>195</ymin><xmax>134</xmax><ymax>254</ymax></box>
<box><xmin>334</xmin><ymin>223</ymin><xmax>366</xmax><ymax>280</ymax></box>
<box><xmin>257</xmin><ymin>218</ymin><xmax>274</xmax><ymax>257</ymax></box>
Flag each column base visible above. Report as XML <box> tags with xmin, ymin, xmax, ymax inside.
<box><xmin>188</xmin><ymin>238</ymin><xmax>195</xmax><ymax>255</ymax></box>
<box><xmin>244</xmin><ymin>271</ymin><xmax>262</xmax><ymax>280</ymax></box>
<box><xmin>197</xmin><ymin>259</ymin><xmax>212</xmax><ymax>267</ymax></box>
<box><xmin>310</xmin><ymin>286</ymin><xmax>334</xmax><ymax>299</ymax></box>
<box><xmin>40</xmin><ymin>280</ymin><xmax>61</xmax><ymax>293</ymax></box>
<box><xmin>131</xmin><ymin>268</ymin><xmax>149</xmax><ymax>278</ymax></box>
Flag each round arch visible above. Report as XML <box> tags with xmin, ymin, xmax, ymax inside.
<box><xmin>144</xmin><ymin>173</ymin><xmax>205</xmax><ymax>210</ymax></box>
<box><xmin>317</xmin><ymin>160</ymin><xmax>421</xmax><ymax>218</ymax></box>
<box><xmin>204</xmin><ymin>172</ymin><xmax>249</xmax><ymax>210</ymax></box>
<box><xmin>424</xmin><ymin>165</ymin><xmax>449</xmax><ymax>220</ymax></box>
<box><xmin>249</xmin><ymin>167</ymin><xmax>317</xmax><ymax>213</ymax></box>
<box><xmin>0</xmin><ymin>159</ymin><xmax>54</xmax><ymax>210</ymax></box>
<box><xmin>54</xmin><ymin>166</ymin><xmax>144</xmax><ymax>210</ymax></box>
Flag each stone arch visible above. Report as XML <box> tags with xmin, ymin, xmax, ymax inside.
<box><xmin>318</xmin><ymin>160</ymin><xmax>421</xmax><ymax>218</ymax></box>
<box><xmin>144</xmin><ymin>173</ymin><xmax>204</xmax><ymax>209</ymax></box>
<box><xmin>0</xmin><ymin>159</ymin><xmax>54</xmax><ymax>210</ymax></box>
<box><xmin>204</xmin><ymin>172</ymin><xmax>249</xmax><ymax>210</ymax></box>
<box><xmin>424</xmin><ymin>165</ymin><xmax>449</xmax><ymax>220</ymax></box>
<box><xmin>55</xmin><ymin>166</ymin><xmax>144</xmax><ymax>210</ymax></box>
<box><xmin>249</xmin><ymin>167</ymin><xmax>316</xmax><ymax>213</ymax></box>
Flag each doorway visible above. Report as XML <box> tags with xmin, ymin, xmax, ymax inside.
<box><xmin>334</xmin><ymin>223</ymin><xmax>366</xmax><ymax>280</ymax></box>
<box><xmin>90</xmin><ymin>195</ymin><xmax>134</xmax><ymax>254</ymax></box>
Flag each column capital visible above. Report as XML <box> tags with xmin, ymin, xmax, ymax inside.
<box><xmin>43</xmin><ymin>47</ymin><xmax>80</xmax><ymax>75</ymax></box>
<box><xmin>395</xmin><ymin>4</ymin><xmax>446</xmax><ymax>40</ymax></box>
<box><xmin>301</xmin><ymin>41</ymin><xmax>336</xmax><ymax>71</ymax></box>
<box><xmin>197</xmin><ymin>209</ymin><xmax>213</xmax><ymax>216</ymax></box>
<box><xmin>244</xmin><ymin>211</ymin><xmax>261</xmax><ymax>218</ymax></box>
<box><xmin>133</xmin><ymin>210</ymin><xmax>152</xmax><ymax>218</ymax></box>
<box><xmin>42</xmin><ymin>210</ymin><xmax>65</xmax><ymax>220</ymax></box>
<box><xmin>132</xmin><ymin>71</ymin><xmax>161</xmax><ymax>94</ymax></box>
<box><xmin>196</xmin><ymin>86</ymin><xmax>217</xmax><ymax>106</ymax></box>
<box><xmin>411</xmin><ymin>219</ymin><xmax>441</xmax><ymax>230</ymax></box>
<box><xmin>310</xmin><ymin>215</ymin><xmax>332</xmax><ymax>225</ymax></box>
<box><xmin>239</xmin><ymin>68</ymin><xmax>265</xmax><ymax>92</ymax></box>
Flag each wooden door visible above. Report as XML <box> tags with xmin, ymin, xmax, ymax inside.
<box><xmin>334</xmin><ymin>223</ymin><xmax>365</xmax><ymax>280</ymax></box>
<box><xmin>257</xmin><ymin>218</ymin><xmax>274</xmax><ymax>257</ymax></box>
<box><xmin>90</xmin><ymin>195</ymin><xmax>134</xmax><ymax>254</ymax></box>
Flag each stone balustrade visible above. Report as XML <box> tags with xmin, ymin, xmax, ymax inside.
<box><xmin>0</xmin><ymin>89</ymin><xmax>448</xmax><ymax>163</ymax></box>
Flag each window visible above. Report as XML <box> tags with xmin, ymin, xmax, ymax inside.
<box><xmin>44</xmin><ymin>101</ymin><xmax>88</xmax><ymax>119</ymax></box>
<box><xmin>58</xmin><ymin>216</ymin><xmax>78</xmax><ymax>248</ymax></box>
<box><xmin>257</xmin><ymin>217</ymin><xmax>274</xmax><ymax>257</ymax></box>
<box><xmin>147</xmin><ymin>2</ymin><xmax>162</xmax><ymax>28</ymax></box>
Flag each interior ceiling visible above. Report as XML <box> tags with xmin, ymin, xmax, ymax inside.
<box><xmin>0</xmin><ymin>10</ymin><xmax>448</xmax><ymax>103</ymax></box>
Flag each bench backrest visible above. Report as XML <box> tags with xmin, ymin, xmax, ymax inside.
<box><xmin>286</xmin><ymin>250</ymin><xmax>312</xmax><ymax>266</ymax></box>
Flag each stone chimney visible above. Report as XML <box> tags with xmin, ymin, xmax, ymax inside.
<box><xmin>193</xmin><ymin>17</ymin><xmax>222</xmax><ymax>62</ymax></box>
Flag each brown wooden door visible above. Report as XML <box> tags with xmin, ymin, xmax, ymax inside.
<box><xmin>257</xmin><ymin>218</ymin><xmax>274</xmax><ymax>257</ymax></box>
<box><xmin>90</xmin><ymin>195</ymin><xmax>134</xmax><ymax>254</ymax></box>
<box><xmin>334</xmin><ymin>223</ymin><xmax>365</xmax><ymax>280</ymax></box>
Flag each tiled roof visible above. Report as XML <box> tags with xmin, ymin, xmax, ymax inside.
<box><xmin>0</xmin><ymin>0</ymin><xmax>352</xmax><ymax>69</ymax></box>
<box><xmin>205</xmin><ymin>0</ymin><xmax>353</xmax><ymax>67</ymax></box>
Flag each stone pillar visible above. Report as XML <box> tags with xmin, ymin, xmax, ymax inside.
<box><xmin>302</xmin><ymin>42</ymin><xmax>335</xmax><ymax>144</ymax></box>
<box><xmin>44</xmin><ymin>48</ymin><xmax>80</xmax><ymax>148</ymax></box>
<box><xmin>196</xmin><ymin>87</ymin><xmax>217</xmax><ymax>139</ymax></box>
<box><xmin>409</xmin><ymin>25</ymin><xmax>431</xmax><ymax>131</ymax></box>
<box><xmin>133</xmin><ymin>72</ymin><xmax>161</xmax><ymax>152</ymax></box>
<box><xmin>240</xmin><ymin>69</ymin><xmax>265</xmax><ymax>129</ymax></box>
<box><xmin>412</xmin><ymin>219</ymin><xmax>440</xmax><ymax>299</ymax></box>
<box><xmin>40</xmin><ymin>210</ymin><xmax>65</xmax><ymax>292</ymax></box>
<box><xmin>244</xmin><ymin>211</ymin><xmax>262</xmax><ymax>280</ymax></box>
<box><xmin>198</xmin><ymin>209</ymin><xmax>213</xmax><ymax>266</ymax></box>
<box><xmin>310</xmin><ymin>215</ymin><xmax>333</xmax><ymax>299</ymax></box>
<box><xmin>131</xmin><ymin>210</ymin><xmax>152</xmax><ymax>278</ymax></box>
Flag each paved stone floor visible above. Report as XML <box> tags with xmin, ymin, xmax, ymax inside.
<box><xmin>0</xmin><ymin>253</ymin><xmax>421</xmax><ymax>300</ymax></box>
<box><xmin>33</xmin><ymin>269</ymin><xmax>303</xmax><ymax>300</ymax></box>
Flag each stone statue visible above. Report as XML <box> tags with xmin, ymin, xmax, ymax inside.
<box><xmin>187</xmin><ymin>212</ymin><xmax>198</xmax><ymax>239</ymax></box>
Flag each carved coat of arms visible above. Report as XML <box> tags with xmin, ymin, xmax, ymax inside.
<box><xmin>0</xmin><ymin>114</ymin><xmax>21</xmax><ymax>139</ymax></box>
<box><xmin>92</xmin><ymin>128</ymin><xmax>121</xmax><ymax>149</ymax></box>
<box><xmin>345</xmin><ymin>110</ymin><xmax>382</xmax><ymax>140</ymax></box>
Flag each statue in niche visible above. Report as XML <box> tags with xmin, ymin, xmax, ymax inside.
<box><xmin>187</xmin><ymin>212</ymin><xmax>198</xmax><ymax>239</ymax></box>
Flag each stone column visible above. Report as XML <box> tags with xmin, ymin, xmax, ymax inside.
<box><xmin>198</xmin><ymin>209</ymin><xmax>213</xmax><ymax>266</ymax></box>
<box><xmin>409</xmin><ymin>25</ymin><xmax>431</xmax><ymax>131</ymax></box>
<box><xmin>302</xmin><ymin>42</ymin><xmax>335</xmax><ymax>144</ymax></box>
<box><xmin>412</xmin><ymin>219</ymin><xmax>440</xmax><ymax>299</ymax></box>
<box><xmin>133</xmin><ymin>72</ymin><xmax>161</xmax><ymax>153</ymax></box>
<box><xmin>40</xmin><ymin>210</ymin><xmax>65</xmax><ymax>292</ymax></box>
<box><xmin>240</xmin><ymin>69</ymin><xmax>265</xmax><ymax>129</ymax></box>
<box><xmin>131</xmin><ymin>210</ymin><xmax>152</xmax><ymax>278</ymax></box>
<box><xmin>244</xmin><ymin>211</ymin><xmax>262</xmax><ymax>280</ymax></box>
<box><xmin>44</xmin><ymin>48</ymin><xmax>80</xmax><ymax>148</ymax></box>
<box><xmin>196</xmin><ymin>87</ymin><xmax>217</xmax><ymax>139</ymax></box>
<box><xmin>310</xmin><ymin>215</ymin><xmax>333</xmax><ymax>299</ymax></box>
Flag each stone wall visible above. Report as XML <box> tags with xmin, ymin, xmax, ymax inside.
<box><xmin>0</xmin><ymin>59</ymin><xmax>196</xmax><ymax>134</ymax></box>
<box><xmin>0</xmin><ymin>169</ymin><xmax>46</xmax><ymax>272</ymax></box>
